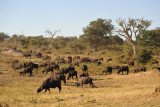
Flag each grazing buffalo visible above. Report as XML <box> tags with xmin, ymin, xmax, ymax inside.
<box><xmin>80</xmin><ymin>72</ymin><xmax>89</xmax><ymax>78</ymax></box>
<box><xmin>79</xmin><ymin>57</ymin><xmax>92</xmax><ymax>63</ymax></box>
<box><xmin>117</xmin><ymin>66</ymin><xmax>129</xmax><ymax>75</ymax></box>
<box><xmin>35</xmin><ymin>52</ymin><xmax>42</xmax><ymax>58</ymax></box>
<box><xmin>60</xmin><ymin>67</ymin><xmax>75</xmax><ymax>75</ymax></box>
<box><xmin>134</xmin><ymin>66</ymin><xmax>146</xmax><ymax>73</ymax></box>
<box><xmin>42</xmin><ymin>66</ymin><xmax>54</xmax><ymax>74</ymax></box>
<box><xmin>82</xmin><ymin>65</ymin><xmax>88</xmax><ymax>72</ymax></box>
<box><xmin>67</xmin><ymin>71</ymin><xmax>78</xmax><ymax>80</ymax></box>
<box><xmin>57</xmin><ymin>59</ymin><xmax>66</xmax><ymax>64</ymax></box>
<box><xmin>37</xmin><ymin>78</ymin><xmax>61</xmax><ymax>93</ymax></box>
<box><xmin>23</xmin><ymin>53</ymin><xmax>31</xmax><ymax>59</ymax></box>
<box><xmin>107</xmin><ymin>58</ymin><xmax>112</xmax><ymax>62</ymax></box>
<box><xmin>75</xmin><ymin>77</ymin><xmax>94</xmax><ymax>87</ymax></box>
<box><xmin>152</xmin><ymin>60</ymin><xmax>159</xmax><ymax>64</ymax></box>
<box><xmin>42</xmin><ymin>55</ymin><xmax>51</xmax><ymax>60</ymax></box>
<box><xmin>92</xmin><ymin>59</ymin><xmax>98</xmax><ymax>63</ymax></box>
<box><xmin>102</xmin><ymin>67</ymin><xmax>113</xmax><ymax>74</ymax></box>
<box><xmin>20</xmin><ymin>66</ymin><xmax>33</xmax><ymax>76</ymax></box>
<box><xmin>98</xmin><ymin>58</ymin><xmax>104</xmax><ymax>61</ymax></box>
<box><xmin>50</xmin><ymin>73</ymin><xmax>66</xmax><ymax>84</ymax></box>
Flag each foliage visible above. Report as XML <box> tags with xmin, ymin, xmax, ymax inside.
<box><xmin>137</xmin><ymin>49</ymin><xmax>152</xmax><ymax>65</ymax></box>
<box><xmin>80</xmin><ymin>18</ymin><xmax>114</xmax><ymax>51</ymax></box>
<box><xmin>137</xmin><ymin>29</ymin><xmax>160</xmax><ymax>55</ymax></box>
<box><xmin>117</xmin><ymin>18</ymin><xmax>152</xmax><ymax>57</ymax></box>
<box><xmin>0</xmin><ymin>32</ymin><xmax>10</xmax><ymax>42</ymax></box>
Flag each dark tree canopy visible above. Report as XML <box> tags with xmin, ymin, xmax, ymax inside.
<box><xmin>80</xmin><ymin>18</ymin><xmax>114</xmax><ymax>51</ymax></box>
<box><xmin>137</xmin><ymin>29</ymin><xmax>160</xmax><ymax>55</ymax></box>
<box><xmin>0</xmin><ymin>32</ymin><xmax>10</xmax><ymax>42</ymax></box>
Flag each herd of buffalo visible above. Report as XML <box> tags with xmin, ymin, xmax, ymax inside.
<box><xmin>11</xmin><ymin>50</ymin><xmax>160</xmax><ymax>93</ymax></box>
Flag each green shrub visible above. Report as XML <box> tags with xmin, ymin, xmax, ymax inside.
<box><xmin>137</xmin><ymin>49</ymin><xmax>152</xmax><ymax>65</ymax></box>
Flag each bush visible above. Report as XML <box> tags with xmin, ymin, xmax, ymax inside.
<box><xmin>137</xmin><ymin>50</ymin><xmax>152</xmax><ymax>65</ymax></box>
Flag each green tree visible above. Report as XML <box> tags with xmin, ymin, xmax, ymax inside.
<box><xmin>137</xmin><ymin>29</ymin><xmax>160</xmax><ymax>55</ymax></box>
<box><xmin>117</xmin><ymin>18</ymin><xmax>152</xmax><ymax>58</ymax></box>
<box><xmin>80</xmin><ymin>18</ymin><xmax>114</xmax><ymax>51</ymax></box>
<box><xmin>0</xmin><ymin>32</ymin><xmax>10</xmax><ymax>41</ymax></box>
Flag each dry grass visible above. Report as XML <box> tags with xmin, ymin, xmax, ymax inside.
<box><xmin>1</xmin><ymin>49</ymin><xmax>160</xmax><ymax>107</ymax></box>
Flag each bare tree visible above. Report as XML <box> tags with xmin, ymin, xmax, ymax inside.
<box><xmin>117</xmin><ymin>18</ymin><xmax>151</xmax><ymax>58</ymax></box>
<box><xmin>45</xmin><ymin>29</ymin><xmax>61</xmax><ymax>39</ymax></box>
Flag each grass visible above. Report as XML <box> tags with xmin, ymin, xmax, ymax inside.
<box><xmin>1</xmin><ymin>48</ymin><xmax>160</xmax><ymax>107</ymax></box>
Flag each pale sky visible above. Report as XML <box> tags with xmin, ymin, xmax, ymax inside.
<box><xmin>0</xmin><ymin>0</ymin><xmax>160</xmax><ymax>37</ymax></box>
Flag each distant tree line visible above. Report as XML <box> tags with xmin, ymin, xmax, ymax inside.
<box><xmin>0</xmin><ymin>18</ymin><xmax>160</xmax><ymax>59</ymax></box>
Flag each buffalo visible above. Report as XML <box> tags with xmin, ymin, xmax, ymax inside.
<box><xmin>37</xmin><ymin>78</ymin><xmax>61</xmax><ymax>93</ymax></box>
<box><xmin>102</xmin><ymin>67</ymin><xmax>113</xmax><ymax>74</ymax></box>
<box><xmin>134</xmin><ymin>66</ymin><xmax>146</xmax><ymax>73</ymax></box>
<box><xmin>60</xmin><ymin>67</ymin><xmax>75</xmax><ymax>75</ymax></box>
<box><xmin>117</xmin><ymin>66</ymin><xmax>129</xmax><ymax>75</ymax></box>
<box><xmin>20</xmin><ymin>66</ymin><xmax>33</xmax><ymax>76</ymax></box>
<box><xmin>75</xmin><ymin>77</ymin><xmax>94</xmax><ymax>87</ymax></box>
<box><xmin>67</xmin><ymin>71</ymin><xmax>78</xmax><ymax>80</ymax></box>
<box><xmin>50</xmin><ymin>73</ymin><xmax>66</xmax><ymax>84</ymax></box>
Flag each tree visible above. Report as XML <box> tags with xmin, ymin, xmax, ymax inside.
<box><xmin>117</xmin><ymin>18</ymin><xmax>152</xmax><ymax>58</ymax></box>
<box><xmin>110</xmin><ymin>35</ymin><xmax>124</xmax><ymax>45</ymax></box>
<box><xmin>0</xmin><ymin>32</ymin><xmax>10</xmax><ymax>41</ymax></box>
<box><xmin>80</xmin><ymin>18</ymin><xmax>114</xmax><ymax>51</ymax></box>
<box><xmin>45</xmin><ymin>29</ymin><xmax>60</xmax><ymax>40</ymax></box>
<box><xmin>137</xmin><ymin>29</ymin><xmax>160</xmax><ymax>55</ymax></box>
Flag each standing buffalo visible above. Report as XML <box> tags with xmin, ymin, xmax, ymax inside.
<box><xmin>42</xmin><ymin>66</ymin><xmax>54</xmax><ymax>74</ymax></box>
<box><xmin>60</xmin><ymin>67</ymin><xmax>75</xmax><ymax>75</ymax></box>
<box><xmin>117</xmin><ymin>66</ymin><xmax>129</xmax><ymax>75</ymax></box>
<box><xmin>75</xmin><ymin>77</ymin><xmax>94</xmax><ymax>87</ymax></box>
<box><xmin>102</xmin><ymin>67</ymin><xmax>113</xmax><ymax>74</ymax></box>
<box><xmin>67</xmin><ymin>71</ymin><xmax>78</xmax><ymax>80</ymax></box>
<box><xmin>20</xmin><ymin>66</ymin><xmax>33</xmax><ymax>76</ymax></box>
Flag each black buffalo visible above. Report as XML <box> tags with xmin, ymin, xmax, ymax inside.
<box><xmin>117</xmin><ymin>66</ymin><xmax>129</xmax><ymax>75</ymax></box>
<box><xmin>37</xmin><ymin>78</ymin><xmax>61</xmax><ymax>93</ymax></box>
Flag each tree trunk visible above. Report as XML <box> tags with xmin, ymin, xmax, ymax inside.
<box><xmin>131</xmin><ymin>41</ymin><xmax>137</xmax><ymax>59</ymax></box>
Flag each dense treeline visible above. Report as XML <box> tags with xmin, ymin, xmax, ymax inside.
<box><xmin>0</xmin><ymin>33</ymin><xmax>124</xmax><ymax>51</ymax></box>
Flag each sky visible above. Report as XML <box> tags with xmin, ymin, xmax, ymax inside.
<box><xmin>0</xmin><ymin>0</ymin><xmax>160</xmax><ymax>37</ymax></box>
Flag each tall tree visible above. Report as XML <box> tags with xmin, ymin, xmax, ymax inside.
<box><xmin>80</xmin><ymin>18</ymin><xmax>114</xmax><ymax>51</ymax></box>
<box><xmin>117</xmin><ymin>18</ymin><xmax>151</xmax><ymax>58</ymax></box>
<box><xmin>137</xmin><ymin>29</ymin><xmax>160</xmax><ymax>55</ymax></box>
